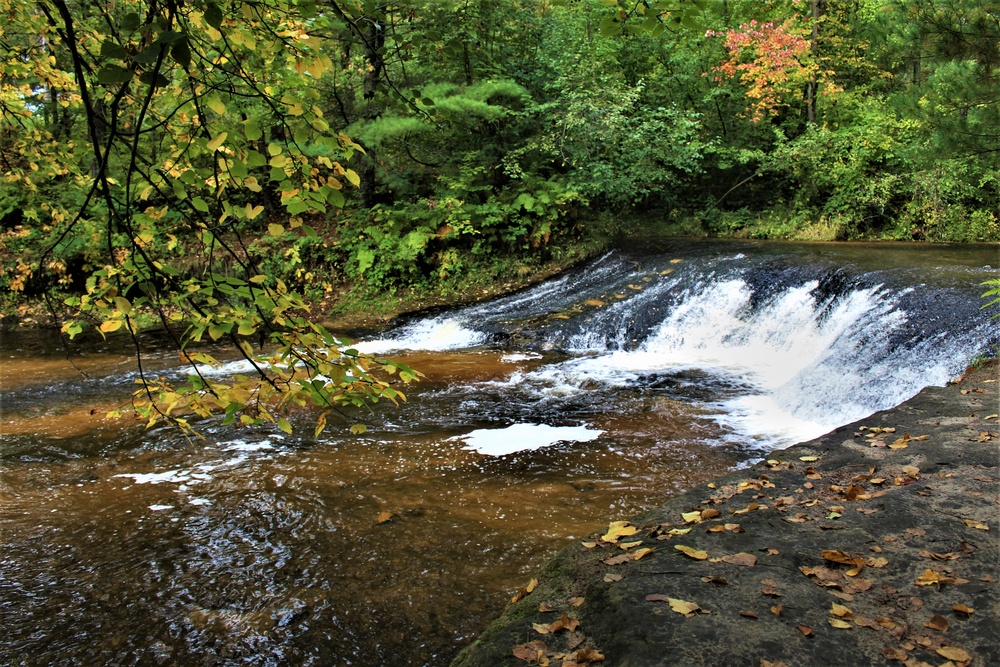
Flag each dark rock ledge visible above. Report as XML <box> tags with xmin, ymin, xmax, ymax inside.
<box><xmin>453</xmin><ymin>361</ymin><xmax>999</xmax><ymax>667</ymax></box>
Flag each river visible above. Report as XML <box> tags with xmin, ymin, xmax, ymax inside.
<box><xmin>1</xmin><ymin>239</ymin><xmax>997</xmax><ymax>666</ymax></box>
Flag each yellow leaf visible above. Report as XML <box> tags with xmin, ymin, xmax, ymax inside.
<box><xmin>268</xmin><ymin>223</ymin><xmax>284</xmax><ymax>237</ymax></box>
<box><xmin>667</xmin><ymin>598</ymin><xmax>701</xmax><ymax>616</ymax></box>
<box><xmin>799</xmin><ymin>456</ymin><xmax>819</xmax><ymax>462</ymax></box>
<box><xmin>245</xmin><ymin>203</ymin><xmax>264</xmax><ymax>220</ymax></box>
<box><xmin>830</xmin><ymin>603</ymin><xmax>853</xmax><ymax>619</ymax></box>
<box><xmin>681</xmin><ymin>510</ymin><xmax>703</xmax><ymax>524</ymax></box>
<box><xmin>963</xmin><ymin>518</ymin><xmax>988</xmax><ymax>530</ymax></box>
<box><xmin>100</xmin><ymin>319</ymin><xmax>123</xmax><ymax>333</ymax></box>
<box><xmin>345</xmin><ymin>168</ymin><xmax>361</xmax><ymax>187</ymax></box>
<box><xmin>206</xmin><ymin>97</ymin><xmax>227</xmax><ymax>115</ymax></box>
<box><xmin>675</xmin><ymin>545</ymin><xmax>708</xmax><ymax>560</ymax></box>
<box><xmin>631</xmin><ymin>547</ymin><xmax>654</xmax><ymax>561</ymax></box>
<box><xmin>936</xmin><ymin>647</ymin><xmax>971</xmax><ymax>662</ymax></box>
<box><xmin>248</xmin><ymin>275</ymin><xmax>267</xmax><ymax>284</ymax></box>
<box><xmin>206</xmin><ymin>132</ymin><xmax>227</xmax><ymax>152</ymax></box>
<box><xmin>601</xmin><ymin>521</ymin><xmax>639</xmax><ymax>543</ymax></box>
<box><xmin>828</xmin><ymin>618</ymin><xmax>852</xmax><ymax>629</ymax></box>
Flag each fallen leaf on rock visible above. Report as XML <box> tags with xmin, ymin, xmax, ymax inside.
<box><xmin>915</xmin><ymin>569</ymin><xmax>969</xmax><ymax>586</ymax></box>
<box><xmin>962</xmin><ymin>518</ymin><xmax>989</xmax><ymax>530</ymax></box>
<box><xmin>549</xmin><ymin>613</ymin><xmax>580</xmax><ymax>633</ymax></box>
<box><xmin>602</xmin><ymin>554</ymin><xmax>630</xmax><ymax>566</ymax></box>
<box><xmin>924</xmin><ymin>615</ymin><xmax>949</xmax><ymax>632</ymax></box>
<box><xmin>513</xmin><ymin>640</ymin><xmax>549</xmax><ymax>664</ymax></box>
<box><xmin>681</xmin><ymin>510</ymin><xmax>703</xmax><ymax>524</ymax></box>
<box><xmin>631</xmin><ymin>547</ymin><xmax>654</xmax><ymax>561</ymax></box>
<box><xmin>511</xmin><ymin>579</ymin><xmax>540</xmax><ymax>604</ymax></box>
<box><xmin>603</xmin><ymin>573</ymin><xmax>622</xmax><ymax>583</ymax></box>
<box><xmin>716</xmin><ymin>553</ymin><xmax>757</xmax><ymax>567</ymax></box>
<box><xmin>829</xmin><ymin>618</ymin><xmax>852</xmax><ymax>629</ymax></box>
<box><xmin>936</xmin><ymin>646</ymin><xmax>971</xmax><ymax>663</ymax></box>
<box><xmin>854</xmin><ymin>614</ymin><xmax>880</xmax><ymax>630</ymax></box>
<box><xmin>831</xmin><ymin>603</ymin><xmax>853</xmax><ymax>620</ymax></box>
<box><xmin>867</xmin><ymin>557</ymin><xmax>889</xmax><ymax>568</ymax></box>
<box><xmin>767</xmin><ymin>548</ymin><xmax>779</xmax><ymax>555</ymax></box>
<box><xmin>675</xmin><ymin>544</ymin><xmax>709</xmax><ymax>560</ymax></box>
<box><xmin>563</xmin><ymin>647</ymin><xmax>604</xmax><ymax>666</ymax></box>
<box><xmin>876</xmin><ymin>617</ymin><xmax>896</xmax><ymax>629</ymax></box>
<box><xmin>920</xmin><ymin>550</ymin><xmax>960</xmax><ymax>561</ymax></box>
<box><xmin>701</xmin><ymin>508</ymin><xmax>721</xmax><ymax>520</ymax></box>
<box><xmin>582</xmin><ymin>542</ymin><xmax>597</xmax><ymax>549</ymax></box>
<box><xmin>797</xmin><ymin>624</ymin><xmax>814</xmax><ymax>637</ymax></box>
<box><xmin>539</xmin><ymin>602</ymin><xmax>556</xmax><ymax>613</ymax></box>
<box><xmin>706</xmin><ymin>525</ymin><xmax>727</xmax><ymax>533</ymax></box>
<box><xmin>566</xmin><ymin>633</ymin><xmax>585</xmax><ymax>650</ymax></box>
<box><xmin>602</xmin><ymin>521</ymin><xmax>639</xmax><ymax>543</ymax></box>
<box><xmin>376</xmin><ymin>511</ymin><xmax>397</xmax><ymax>524</ymax></box>
<box><xmin>569</xmin><ymin>597</ymin><xmax>585</xmax><ymax>607</ymax></box>
<box><xmin>761</xmin><ymin>585</ymin><xmax>782</xmax><ymax>597</ymax></box>
<box><xmin>799</xmin><ymin>456</ymin><xmax>820</xmax><ymax>462</ymax></box>
<box><xmin>646</xmin><ymin>594</ymin><xmax>671</xmax><ymax>602</ymax></box>
<box><xmin>701</xmin><ymin>576</ymin><xmax>729</xmax><ymax>585</ymax></box>
<box><xmin>759</xmin><ymin>660</ymin><xmax>790</xmax><ymax>667</ymax></box>
<box><xmin>618</xmin><ymin>540</ymin><xmax>643</xmax><ymax>550</ymax></box>
<box><xmin>952</xmin><ymin>604</ymin><xmax>974</xmax><ymax>615</ymax></box>
<box><xmin>845</xmin><ymin>485</ymin><xmax>866</xmax><ymax>500</ymax></box>
<box><xmin>667</xmin><ymin>598</ymin><xmax>703</xmax><ymax>617</ymax></box>
<box><xmin>739</xmin><ymin>610</ymin><xmax>758</xmax><ymax>619</ymax></box>
<box><xmin>770</xmin><ymin>604</ymin><xmax>782</xmax><ymax>616</ymax></box>
<box><xmin>533</xmin><ymin>622</ymin><xmax>551</xmax><ymax>635</ymax></box>
<box><xmin>882</xmin><ymin>646</ymin><xmax>908</xmax><ymax>661</ymax></box>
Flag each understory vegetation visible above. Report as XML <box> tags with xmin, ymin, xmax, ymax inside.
<box><xmin>1</xmin><ymin>0</ymin><xmax>997</xmax><ymax>429</ymax></box>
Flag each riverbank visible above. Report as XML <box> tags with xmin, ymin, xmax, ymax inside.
<box><xmin>453</xmin><ymin>360</ymin><xmax>999</xmax><ymax>667</ymax></box>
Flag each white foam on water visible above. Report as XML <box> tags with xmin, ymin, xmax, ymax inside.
<box><xmin>148</xmin><ymin>504</ymin><xmax>174</xmax><ymax>511</ymax></box>
<box><xmin>355</xmin><ymin>317</ymin><xmax>486</xmax><ymax>354</ymax></box>
<box><xmin>454</xmin><ymin>423</ymin><xmax>604</xmax><ymax>456</ymax></box>
<box><xmin>114</xmin><ymin>470</ymin><xmax>188</xmax><ymax>485</ymax></box>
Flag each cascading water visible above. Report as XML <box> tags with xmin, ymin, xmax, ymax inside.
<box><xmin>1</xmin><ymin>239</ymin><xmax>996</xmax><ymax>667</ymax></box>
<box><xmin>358</xmin><ymin>240</ymin><xmax>998</xmax><ymax>451</ymax></box>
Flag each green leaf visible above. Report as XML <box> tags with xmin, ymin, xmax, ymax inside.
<box><xmin>139</xmin><ymin>71</ymin><xmax>170</xmax><ymax>88</ymax></box>
<box><xmin>120</xmin><ymin>12</ymin><xmax>141</xmax><ymax>31</ymax></box>
<box><xmin>97</xmin><ymin>65</ymin><xmax>134</xmax><ymax>85</ymax></box>
<box><xmin>350</xmin><ymin>423</ymin><xmax>367</xmax><ymax>435</ymax></box>
<box><xmin>277</xmin><ymin>418</ymin><xmax>293</xmax><ymax>434</ymax></box>
<box><xmin>206</xmin><ymin>132</ymin><xmax>227</xmax><ymax>151</ymax></box>
<box><xmin>268</xmin><ymin>223</ymin><xmax>284</xmax><ymax>236</ymax></box>
<box><xmin>100</xmin><ymin>41</ymin><xmax>128</xmax><ymax>60</ymax></box>
<box><xmin>204</xmin><ymin>3</ymin><xmax>223</xmax><ymax>29</ymax></box>
<box><xmin>171</xmin><ymin>39</ymin><xmax>191</xmax><ymax>68</ymax></box>
<box><xmin>345</xmin><ymin>169</ymin><xmax>361</xmax><ymax>187</ymax></box>
<box><xmin>244</xmin><ymin>119</ymin><xmax>262</xmax><ymax>141</ymax></box>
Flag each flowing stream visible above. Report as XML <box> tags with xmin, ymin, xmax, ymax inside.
<box><xmin>1</xmin><ymin>239</ymin><xmax>997</xmax><ymax>666</ymax></box>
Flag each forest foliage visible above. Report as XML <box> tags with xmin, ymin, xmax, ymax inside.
<box><xmin>1</xmin><ymin>0</ymin><xmax>998</xmax><ymax>429</ymax></box>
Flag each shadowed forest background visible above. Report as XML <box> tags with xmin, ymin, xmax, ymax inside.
<box><xmin>2</xmin><ymin>0</ymin><xmax>998</xmax><ymax>429</ymax></box>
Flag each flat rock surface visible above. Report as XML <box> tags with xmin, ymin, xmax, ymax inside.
<box><xmin>453</xmin><ymin>361</ymin><xmax>999</xmax><ymax>667</ymax></box>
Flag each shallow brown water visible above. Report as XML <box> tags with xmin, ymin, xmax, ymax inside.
<box><xmin>2</xmin><ymin>239</ymin><xmax>996</xmax><ymax>666</ymax></box>
<box><xmin>0</xmin><ymin>341</ymin><xmax>740</xmax><ymax>666</ymax></box>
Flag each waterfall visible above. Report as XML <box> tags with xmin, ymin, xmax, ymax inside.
<box><xmin>357</xmin><ymin>241</ymin><xmax>998</xmax><ymax>450</ymax></box>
